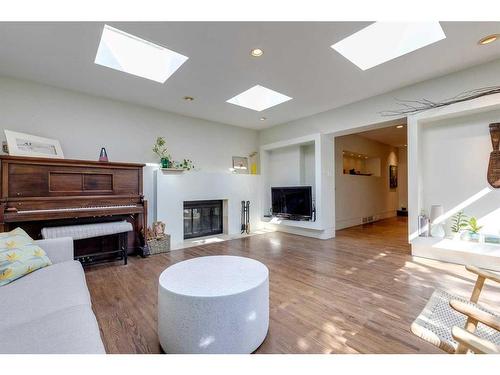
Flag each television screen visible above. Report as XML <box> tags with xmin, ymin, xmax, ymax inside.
<box><xmin>271</xmin><ymin>186</ymin><xmax>312</xmax><ymax>218</ymax></box>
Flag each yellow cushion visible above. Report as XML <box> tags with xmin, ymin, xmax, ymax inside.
<box><xmin>0</xmin><ymin>228</ymin><xmax>52</xmax><ymax>286</ymax></box>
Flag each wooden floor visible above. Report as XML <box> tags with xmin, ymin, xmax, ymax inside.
<box><xmin>85</xmin><ymin>217</ymin><xmax>499</xmax><ymax>354</ymax></box>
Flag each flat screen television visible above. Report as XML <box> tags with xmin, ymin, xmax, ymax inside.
<box><xmin>271</xmin><ymin>186</ymin><xmax>313</xmax><ymax>220</ymax></box>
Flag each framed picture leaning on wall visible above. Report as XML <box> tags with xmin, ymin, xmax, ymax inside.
<box><xmin>4</xmin><ymin>130</ymin><xmax>64</xmax><ymax>159</ymax></box>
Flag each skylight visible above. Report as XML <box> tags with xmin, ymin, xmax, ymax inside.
<box><xmin>331</xmin><ymin>22</ymin><xmax>446</xmax><ymax>70</ymax></box>
<box><xmin>95</xmin><ymin>25</ymin><xmax>188</xmax><ymax>83</ymax></box>
<box><xmin>226</xmin><ymin>85</ymin><xmax>292</xmax><ymax>112</ymax></box>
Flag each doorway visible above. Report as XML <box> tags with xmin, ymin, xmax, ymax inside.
<box><xmin>333</xmin><ymin>120</ymin><xmax>408</xmax><ymax>236</ymax></box>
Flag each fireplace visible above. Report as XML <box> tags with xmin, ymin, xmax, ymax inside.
<box><xmin>183</xmin><ymin>200</ymin><xmax>223</xmax><ymax>239</ymax></box>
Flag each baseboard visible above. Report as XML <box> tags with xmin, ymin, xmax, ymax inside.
<box><xmin>336</xmin><ymin>211</ymin><xmax>397</xmax><ymax>230</ymax></box>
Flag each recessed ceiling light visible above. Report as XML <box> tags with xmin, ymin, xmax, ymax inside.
<box><xmin>396</xmin><ymin>125</ymin><xmax>404</xmax><ymax>129</ymax></box>
<box><xmin>226</xmin><ymin>85</ymin><xmax>292</xmax><ymax>112</ymax></box>
<box><xmin>250</xmin><ymin>48</ymin><xmax>264</xmax><ymax>57</ymax></box>
<box><xmin>183</xmin><ymin>96</ymin><xmax>194</xmax><ymax>101</ymax></box>
<box><xmin>478</xmin><ymin>34</ymin><xmax>498</xmax><ymax>45</ymax></box>
<box><xmin>331</xmin><ymin>22</ymin><xmax>446</xmax><ymax>70</ymax></box>
<box><xmin>95</xmin><ymin>24</ymin><xmax>189</xmax><ymax>83</ymax></box>
<box><xmin>260</xmin><ymin>117</ymin><xmax>267</xmax><ymax>121</ymax></box>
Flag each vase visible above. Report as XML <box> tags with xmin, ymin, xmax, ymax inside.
<box><xmin>430</xmin><ymin>224</ymin><xmax>445</xmax><ymax>238</ymax></box>
<box><xmin>429</xmin><ymin>205</ymin><xmax>445</xmax><ymax>238</ymax></box>
<box><xmin>161</xmin><ymin>158</ymin><xmax>170</xmax><ymax>168</ymax></box>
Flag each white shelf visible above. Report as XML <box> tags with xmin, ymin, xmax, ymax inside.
<box><xmin>411</xmin><ymin>236</ymin><xmax>500</xmax><ymax>271</ymax></box>
<box><xmin>160</xmin><ymin>168</ymin><xmax>185</xmax><ymax>173</ymax></box>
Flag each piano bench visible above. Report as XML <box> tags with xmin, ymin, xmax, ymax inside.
<box><xmin>41</xmin><ymin>221</ymin><xmax>133</xmax><ymax>266</ymax></box>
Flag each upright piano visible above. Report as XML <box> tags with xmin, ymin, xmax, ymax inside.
<box><xmin>0</xmin><ymin>155</ymin><xmax>148</xmax><ymax>264</ymax></box>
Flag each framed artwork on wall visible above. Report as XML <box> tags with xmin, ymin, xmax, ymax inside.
<box><xmin>232</xmin><ymin>156</ymin><xmax>249</xmax><ymax>174</ymax></box>
<box><xmin>4</xmin><ymin>130</ymin><xmax>64</xmax><ymax>159</ymax></box>
<box><xmin>389</xmin><ymin>164</ymin><xmax>398</xmax><ymax>189</ymax></box>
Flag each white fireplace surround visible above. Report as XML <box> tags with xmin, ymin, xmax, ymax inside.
<box><xmin>156</xmin><ymin>171</ymin><xmax>262</xmax><ymax>249</ymax></box>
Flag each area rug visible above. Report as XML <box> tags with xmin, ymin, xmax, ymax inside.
<box><xmin>411</xmin><ymin>289</ymin><xmax>500</xmax><ymax>353</ymax></box>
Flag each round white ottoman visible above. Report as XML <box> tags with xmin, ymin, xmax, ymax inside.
<box><xmin>158</xmin><ymin>255</ymin><xmax>269</xmax><ymax>354</ymax></box>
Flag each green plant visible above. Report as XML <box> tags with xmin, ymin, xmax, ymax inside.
<box><xmin>152</xmin><ymin>137</ymin><xmax>171</xmax><ymax>160</ymax></box>
<box><xmin>450</xmin><ymin>211</ymin><xmax>468</xmax><ymax>233</ymax></box>
<box><xmin>467</xmin><ymin>217</ymin><xmax>483</xmax><ymax>234</ymax></box>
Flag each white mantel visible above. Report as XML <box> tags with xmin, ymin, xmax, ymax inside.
<box><xmin>156</xmin><ymin>170</ymin><xmax>262</xmax><ymax>249</ymax></box>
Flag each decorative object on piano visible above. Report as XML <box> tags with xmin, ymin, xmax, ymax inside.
<box><xmin>4</xmin><ymin>130</ymin><xmax>64</xmax><ymax>159</ymax></box>
<box><xmin>487</xmin><ymin>123</ymin><xmax>500</xmax><ymax>188</ymax></box>
<box><xmin>152</xmin><ymin>136</ymin><xmax>172</xmax><ymax>168</ymax></box>
<box><xmin>2</xmin><ymin>141</ymin><xmax>8</xmax><ymax>154</ymax></box>
<box><xmin>99</xmin><ymin>147</ymin><xmax>109</xmax><ymax>162</ymax></box>
<box><xmin>232</xmin><ymin>156</ymin><xmax>249</xmax><ymax>174</ymax></box>
<box><xmin>389</xmin><ymin>164</ymin><xmax>397</xmax><ymax>189</ymax></box>
<box><xmin>146</xmin><ymin>221</ymin><xmax>170</xmax><ymax>254</ymax></box>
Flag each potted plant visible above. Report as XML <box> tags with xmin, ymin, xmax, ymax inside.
<box><xmin>152</xmin><ymin>137</ymin><xmax>171</xmax><ymax>168</ymax></box>
<box><xmin>462</xmin><ymin>216</ymin><xmax>483</xmax><ymax>242</ymax></box>
<box><xmin>450</xmin><ymin>211</ymin><xmax>468</xmax><ymax>240</ymax></box>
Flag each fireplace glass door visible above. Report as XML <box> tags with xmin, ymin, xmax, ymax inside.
<box><xmin>184</xmin><ymin>200</ymin><xmax>223</xmax><ymax>239</ymax></box>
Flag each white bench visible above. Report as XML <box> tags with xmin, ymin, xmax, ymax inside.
<box><xmin>41</xmin><ymin>221</ymin><xmax>133</xmax><ymax>265</ymax></box>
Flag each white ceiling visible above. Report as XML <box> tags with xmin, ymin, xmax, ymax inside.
<box><xmin>0</xmin><ymin>22</ymin><xmax>499</xmax><ymax>129</ymax></box>
<box><xmin>357</xmin><ymin>123</ymin><xmax>407</xmax><ymax>147</ymax></box>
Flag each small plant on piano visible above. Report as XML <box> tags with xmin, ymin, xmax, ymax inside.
<box><xmin>152</xmin><ymin>137</ymin><xmax>171</xmax><ymax>168</ymax></box>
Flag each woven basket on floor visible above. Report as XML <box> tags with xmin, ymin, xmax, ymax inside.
<box><xmin>147</xmin><ymin>235</ymin><xmax>171</xmax><ymax>254</ymax></box>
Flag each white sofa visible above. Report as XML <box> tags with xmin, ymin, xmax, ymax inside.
<box><xmin>0</xmin><ymin>237</ymin><xmax>105</xmax><ymax>354</ymax></box>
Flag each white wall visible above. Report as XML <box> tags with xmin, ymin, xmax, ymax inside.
<box><xmin>335</xmin><ymin>134</ymin><xmax>400</xmax><ymax>229</ymax></box>
<box><xmin>267</xmin><ymin>143</ymin><xmax>316</xmax><ymax>189</ymax></box>
<box><xmin>420</xmin><ymin>110</ymin><xmax>500</xmax><ymax>236</ymax></box>
<box><xmin>268</xmin><ymin>146</ymin><xmax>302</xmax><ymax>187</ymax></box>
<box><xmin>300</xmin><ymin>144</ymin><xmax>316</xmax><ymax>188</ymax></box>
<box><xmin>0</xmin><ymin>76</ymin><xmax>259</xmax><ymax>224</ymax></box>
<box><xmin>398</xmin><ymin>147</ymin><xmax>408</xmax><ymax>210</ymax></box>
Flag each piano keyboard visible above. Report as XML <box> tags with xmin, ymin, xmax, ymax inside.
<box><xmin>18</xmin><ymin>204</ymin><xmax>138</xmax><ymax>214</ymax></box>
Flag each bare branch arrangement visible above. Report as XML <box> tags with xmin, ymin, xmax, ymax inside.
<box><xmin>379</xmin><ymin>86</ymin><xmax>500</xmax><ymax>117</ymax></box>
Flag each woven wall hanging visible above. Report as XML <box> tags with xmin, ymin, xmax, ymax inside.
<box><xmin>488</xmin><ymin>123</ymin><xmax>500</xmax><ymax>188</ymax></box>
